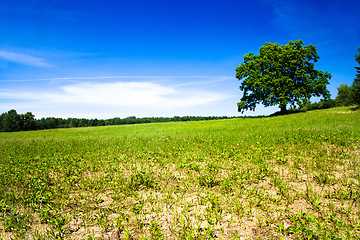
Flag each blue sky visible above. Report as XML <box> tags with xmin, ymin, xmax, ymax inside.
<box><xmin>0</xmin><ymin>0</ymin><xmax>359</xmax><ymax>119</ymax></box>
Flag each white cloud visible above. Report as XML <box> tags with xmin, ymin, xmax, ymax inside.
<box><xmin>0</xmin><ymin>81</ymin><xmax>234</xmax><ymax>118</ymax></box>
<box><xmin>55</xmin><ymin>82</ymin><xmax>177</xmax><ymax>107</ymax></box>
<box><xmin>0</xmin><ymin>50</ymin><xmax>51</xmax><ymax>67</ymax></box>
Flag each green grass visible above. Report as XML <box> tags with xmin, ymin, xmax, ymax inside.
<box><xmin>0</xmin><ymin>107</ymin><xmax>359</xmax><ymax>239</ymax></box>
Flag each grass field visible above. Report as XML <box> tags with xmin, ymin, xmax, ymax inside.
<box><xmin>0</xmin><ymin>107</ymin><xmax>359</xmax><ymax>239</ymax></box>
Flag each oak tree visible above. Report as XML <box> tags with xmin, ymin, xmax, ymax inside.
<box><xmin>235</xmin><ymin>40</ymin><xmax>331</xmax><ymax>113</ymax></box>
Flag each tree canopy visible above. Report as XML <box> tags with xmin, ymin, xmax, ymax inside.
<box><xmin>235</xmin><ymin>40</ymin><xmax>331</xmax><ymax>113</ymax></box>
<box><xmin>0</xmin><ymin>109</ymin><xmax>37</xmax><ymax>132</ymax></box>
<box><xmin>335</xmin><ymin>84</ymin><xmax>355</xmax><ymax>107</ymax></box>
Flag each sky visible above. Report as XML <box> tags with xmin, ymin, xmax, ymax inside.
<box><xmin>0</xmin><ymin>0</ymin><xmax>359</xmax><ymax>119</ymax></box>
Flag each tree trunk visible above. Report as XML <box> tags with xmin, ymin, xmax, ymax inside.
<box><xmin>280</xmin><ymin>104</ymin><xmax>287</xmax><ymax>113</ymax></box>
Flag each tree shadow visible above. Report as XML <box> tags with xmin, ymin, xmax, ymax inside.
<box><xmin>350</xmin><ymin>106</ymin><xmax>359</xmax><ymax>111</ymax></box>
<box><xmin>269</xmin><ymin>109</ymin><xmax>303</xmax><ymax>117</ymax></box>
<box><xmin>269</xmin><ymin>105</ymin><xmax>359</xmax><ymax>117</ymax></box>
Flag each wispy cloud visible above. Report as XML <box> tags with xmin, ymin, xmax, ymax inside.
<box><xmin>0</xmin><ymin>50</ymin><xmax>51</xmax><ymax>67</ymax></box>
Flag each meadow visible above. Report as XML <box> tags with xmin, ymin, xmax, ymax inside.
<box><xmin>0</xmin><ymin>107</ymin><xmax>359</xmax><ymax>239</ymax></box>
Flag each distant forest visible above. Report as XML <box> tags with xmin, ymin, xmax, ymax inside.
<box><xmin>0</xmin><ymin>109</ymin><xmax>246</xmax><ymax>132</ymax></box>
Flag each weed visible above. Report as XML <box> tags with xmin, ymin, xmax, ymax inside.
<box><xmin>313</xmin><ymin>171</ymin><xmax>337</xmax><ymax>185</ymax></box>
<box><xmin>149</xmin><ymin>221</ymin><xmax>164</xmax><ymax>239</ymax></box>
<box><xmin>128</xmin><ymin>170</ymin><xmax>157</xmax><ymax>190</ymax></box>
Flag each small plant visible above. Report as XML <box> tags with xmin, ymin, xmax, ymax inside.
<box><xmin>197</xmin><ymin>173</ymin><xmax>219</xmax><ymax>187</ymax></box>
<box><xmin>220</xmin><ymin>175</ymin><xmax>234</xmax><ymax>192</ymax></box>
<box><xmin>1</xmin><ymin>208</ymin><xmax>31</xmax><ymax>236</ymax></box>
<box><xmin>149</xmin><ymin>221</ymin><xmax>164</xmax><ymax>239</ymax></box>
<box><xmin>276</xmin><ymin>156</ymin><xmax>288</xmax><ymax>165</ymax></box>
<box><xmin>313</xmin><ymin>172</ymin><xmax>337</xmax><ymax>185</ymax></box>
<box><xmin>39</xmin><ymin>206</ymin><xmax>52</xmax><ymax>224</ymax></box>
<box><xmin>50</xmin><ymin>214</ymin><xmax>68</xmax><ymax>238</ymax></box>
<box><xmin>131</xmin><ymin>199</ymin><xmax>144</xmax><ymax>215</ymax></box>
<box><xmin>305</xmin><ymin>184</ymin><xmax>323</xmax><ymax>211</ymax></box>
<box><xmin>128</xmin><ymin>170</ymin><xmax>157</xmax><ymax>190</ymax></box>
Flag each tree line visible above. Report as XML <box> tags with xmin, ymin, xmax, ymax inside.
<box><xmin>0</xmin><ymin>110</ymin><xmax>245</xmax><ymax>132</ymax></box>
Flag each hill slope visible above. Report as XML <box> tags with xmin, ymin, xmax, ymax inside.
<box><xmin>0</xmin><ymin>107</ymin><xmax>359</xmax><ymax>239</ymax></box>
